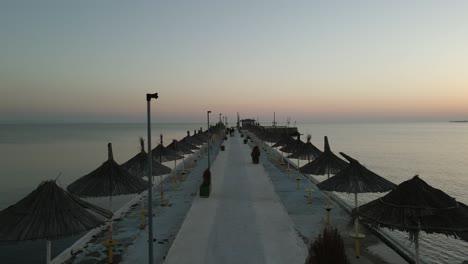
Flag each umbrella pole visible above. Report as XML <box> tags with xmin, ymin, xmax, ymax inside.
<box><xmin>160</xmin><ymin>175</ymin><xmax>165</xmax><ymax>205</ymax></box>
<box><xmin>296</xmin><ymin>158</ymin><xmax>300</xmax><ymax>190</ymax></box>
<box><xmin>354</xmin><ymin>192</ymin><xmax>359</xmax><ymax>233</ymax></box>
<box><xmin>183</xmin><ymin>154</ymin><xmax>186</xmax><ymax>171</ymax></box>
<box><xmin>325</xmin><ymin>171</ymin><xmax>332</xmax><ymax>225</ymax></box>
<box><xmin>160</xmin><ymin>155</ymin><xmax>165</xmax><ymax>204</ymax></box>
<box><xmin>105</xmin><ymin>195</ymin><xmax>116</xmax><ymax>264</ymax></box>
<box><xmin>173</xmin><ymin>159</ymin><xmax>178</xmax><ymax>190</ymax></box>
<box><xmin>415</xmin><ymin>231</ymin><xmax>420</xmax><ymax>264</ymax></box>
<box><xmin>46</xmin><ymin>240</ymin><xmax>51</xmax><ymax>264</ymax></box>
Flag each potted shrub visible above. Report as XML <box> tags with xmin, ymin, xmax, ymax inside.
<box><xmin>305</xmin><ymin>227</ymin><xmax>349</xmax><ymax>264</ymax></box>
<box><xmin>251</xmin><ymin>145</ymin><xmax>260</xmax><ymax>164</ymax></box>
<box><xmin>199</xmin><ymin>169</ymin><xmax>211</xmax><ymax>197</ymax></box>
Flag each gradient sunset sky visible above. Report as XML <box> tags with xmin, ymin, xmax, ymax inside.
<box><xmin>1</xmin><ymin>0</ymin><xmax>468</xmax><ymax>123</ymax></box>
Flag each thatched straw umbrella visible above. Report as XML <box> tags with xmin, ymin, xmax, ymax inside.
<box><xmin>272</xmin><ymin>135</ymin><xmax>296</xmax><ymax>165</ymax></box>
<box><xmin>357</xmin><ymin>175</ymin><xmax>468</xmax><ymax>264</ymax></box>
<box><xmin>0</xmin><ymin>180</ymin><xmax>112</xmax><ymax>264</ymax></box>
<box><xmin>67</xmin><ymin>143</ymin><xmax>148</xmax><ymax>198</ymax></box>
<box><xmin>183</xmin><ymin>131</ymin><xmax>205</xmax><ymax>146</ymax></box>
<box><xmin>166</xmin><ymin>139</ymin><xmax>193</xmax><ymax>176</ymax></box>
<box><xmin>151</xmin><ymin>135</ymin><xmax>183</xmax><ymax>202</ymax></box>
<box><xmin>280</xmin><ymin>134</ymin><xmax>305</xmax><ymax>154</ymax></box>
<box><xmin>280</xmin><ymin>135</ymin><xmax>305</xmax><ymax>178</ymax></box>
<box><xmin>151</xmin><ymin>143</ymin><xmax>183</xmax><ymax>163</ymax></box>
<box><xmin>299</xmin><ymin>136</ymin><xmax>348</xmax><ymax>177</ymax></box>
<box><xmin>299</xmin><ymin>136</ymin><xmax>348</xmax><ymax>223</ymax></box>
<box><xmin>121</xmin><ymin>138</ymin><xmax>171</xmax><ymax>227</ymax></box>
<box><xmin>287</xmin><ymin>135</ymin><xmax>322</xmax><ymax>163</ymax></box>
<box><xmin>287</xmin><ymin>135</ymin><xmax>322</xmax><ymax>189</ymax></box>
<box><xmin>317</xmin><ymin>152</ymin><xmax>396</xmax><ymax>257</ymax></box>
<box><xmin>121</xmin><ymin>137</ymin><xmax>172</xmax><ymax>179</ymax></box>
<box><xmin>67</xmin><ymin>143</ymin><xmax>147</xmax><ymax>262</ymax></box>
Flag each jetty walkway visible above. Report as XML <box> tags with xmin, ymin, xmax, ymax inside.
<box><xmin>164</xmin><ymin>134</ymin><xmax>308</xmax><ymax>264</ymax></box>
<box><xmin>61</xmin><ymin>129</ymin><xmax>406</xmax><ymax>264</ymax></box>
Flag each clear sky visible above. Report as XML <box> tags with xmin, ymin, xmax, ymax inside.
<box><xmin>1</xmin><ymin>0</ymin><xmax>468</xmax><ymax>123</ymax></box>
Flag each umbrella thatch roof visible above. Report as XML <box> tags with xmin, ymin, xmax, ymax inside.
<box><xmin>121</xmin><ymin>138</ymin><xmax>172</xmax><ymax>177</ymax></box>
<box><xmin>151</xmin><ymin>144</ymin><xmax>183</xmax><ymax>162</ymax></box>
<box><xmin>357</xmin><ymin>175</ymin><xmax>468</xmax><ymax>236</ymax></box>
<box><xmin>271</xmin><ymin>135</ymin><xmax>295</xmax><ymax>148</ymax></box>
<box><xmin>193</xmin><ymin>129</ymin><xmax>209</xmax><ymax>141</ymax></box>
<box><xmin>317</xmin><ymin>152</ymin><xmax>396</xmax><ymax>193</ymax></box>
<box><xmin>179</xmin><ymin>137</ymin><xmax>200</xmax><ymax>150</ymax></box>
<box><xmin>299</xmin><ymin>136</ymin><xmax>348</xmax><ymax>175</ymax></box>
<box><xmin>0</xmin><ymin>180</ymin><xmax>112</xmax><ymax>241</ymax></box>
<box><xmin>67</xmin><ymin>143</ymin><xmax>148</xmax><ymax>197</ymax></box>
<box><xmin>280</xmin><ymin>135</ymin><xmax>306</xmax><ymax>153</ymax></box>
<box><xmin>167</xmin><ymin>139</ymin><xmax>193</xmax><ymax>155</ymax></box>
<box><xmin>287</xmin><ymin>135</ymin><xmax>322</xmax><ymax>160</ymax></box>
<box><xmin>183</xmin><ymin>131</ymin><xmax>205</xmax><ymax>146</ymax></box>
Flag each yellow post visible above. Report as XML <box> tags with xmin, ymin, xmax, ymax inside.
<box><xmin>173</xmin><ymin>174</ymin><xmax>178</xmax><ymax>190</ymax></box>
<box><xmin>355</xmin><ymin>239</ymin><xmax>360</xmax><ymax>258</ymax></box>
<box><xmin>325</xmin><ymin>206</ymin><xmax>332</xmax><ymax>224</ymax></box>
<box><xmin>103</xmin><ymin>240</ymin><xmax>119</xmax><ymax>264</ymax></box>
<box><xmin>104</xmin><ymin>215</ymin><xmax>118</xmax><ymax>264</ymax></box>
<box><xmin>350</xmin><ymin>233</ymin><xmax>365</xmax><ymax>258</ymax></box>
<box><xmin>140</xmin><ymin>208</ymin><xmax>147</xmax><ymax>229</ymax></box>
<box><xmin>160</xmin><ymin>190</ymin><xmax>166</xmax><ymax>205</ymax></box>
<box><xmin>306</xmin><ymin>188</ymin><xmax>313</xmax><ymax>204</ymax></box>
<box><xmin>108</xmin><ymin>244</ymin><xmax>113</xmax><ymax>263</ymax></box>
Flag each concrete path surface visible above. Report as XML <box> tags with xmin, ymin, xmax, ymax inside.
<box><xmin>164</xmin><ymin>135</ymin><xmax>308</xmax><ymax>264</ymax></box>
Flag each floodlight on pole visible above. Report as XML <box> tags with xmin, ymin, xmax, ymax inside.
<box><xmin>146</xmin><ymin>92</ymin><xmax>158</xmax><ymax>264</ymax></box>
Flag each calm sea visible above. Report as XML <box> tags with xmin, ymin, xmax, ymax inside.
<box><xmin>0</xmin><ymin>122</ymin><xmax>467</xmax><ymax>263</ymax></box>
<box><xmin>0</xmin><ymin>123</ymin><xmax>204</xmax><ymax>264</ymax></box>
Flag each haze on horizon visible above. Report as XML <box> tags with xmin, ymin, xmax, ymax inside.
<box><xmin>1</xmin><ymin>0</ymin><xmax>468</xmax><ymax>124</ymax></box>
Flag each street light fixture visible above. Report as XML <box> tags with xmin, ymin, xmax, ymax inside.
<box><xmin>207</xmin><ymin>111</ymin><xmax>211</xmax><ymax>169</ymax></box>
<box><xmin>146</xmin><ymin>93</ymin><xmax>158</xmax><ymax>264</ymax></box>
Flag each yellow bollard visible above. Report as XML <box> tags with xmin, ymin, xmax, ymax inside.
<box><xmin>160</xmin><ymin>191</ymin><xmax>167</xmax><ymax>206</ymax></box>
<box><xmin>350</xmin><ymin>233</ymin><xmax>365</xmax><ymax>258</ymax></box>
<box><xmin>324</xmin><ymin>205</ymin><xmax>333</xmax><ymax>224</ymax></box>
<box><xmin>305</xmin><ymin>188</ymin><xmax>313</xmax><ymax>204</ymax></box>
<box><xmin>103</xmin><ymin>239</ymin><xmax>119</xmax><ymax>264</ymax></box>
<box><xmin>140</xmin><ymin>208</ymin><xmax>147</xmax><ymax>229</ymax></box>
<box><xmin>173</xmin><ymin>175</ymin><xmax>178</xmax><ymax>190</ymax></box>
<box><xmin>296</xmin><ymin>177</ymin><xmax>301</xmax><ymax>190</ymax></box>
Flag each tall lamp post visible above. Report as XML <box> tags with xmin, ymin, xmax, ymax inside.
<box><xmin>207</xmin><ymin>110</ymin><xmax>211</xmax><ymax>169</ymax></box>
<box><xmin>146</xmin><ymin>93</ymin><xmax>158</xmax><ymax>264</ymax></box>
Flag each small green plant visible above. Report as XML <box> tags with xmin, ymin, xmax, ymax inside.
<box><xmin>199</xmin><ymin>169</ymin><xmax>211</xmax><ymax>197</ymax></box>
<box><xmin>202</xmin><ymin>169</ymin><xmax>211</xmax><ymax>186</ymax></box>
<box><xmin>305</xmin><ymin>227</ymin><xmax>349</xmax><ymax>264</ymax></box>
